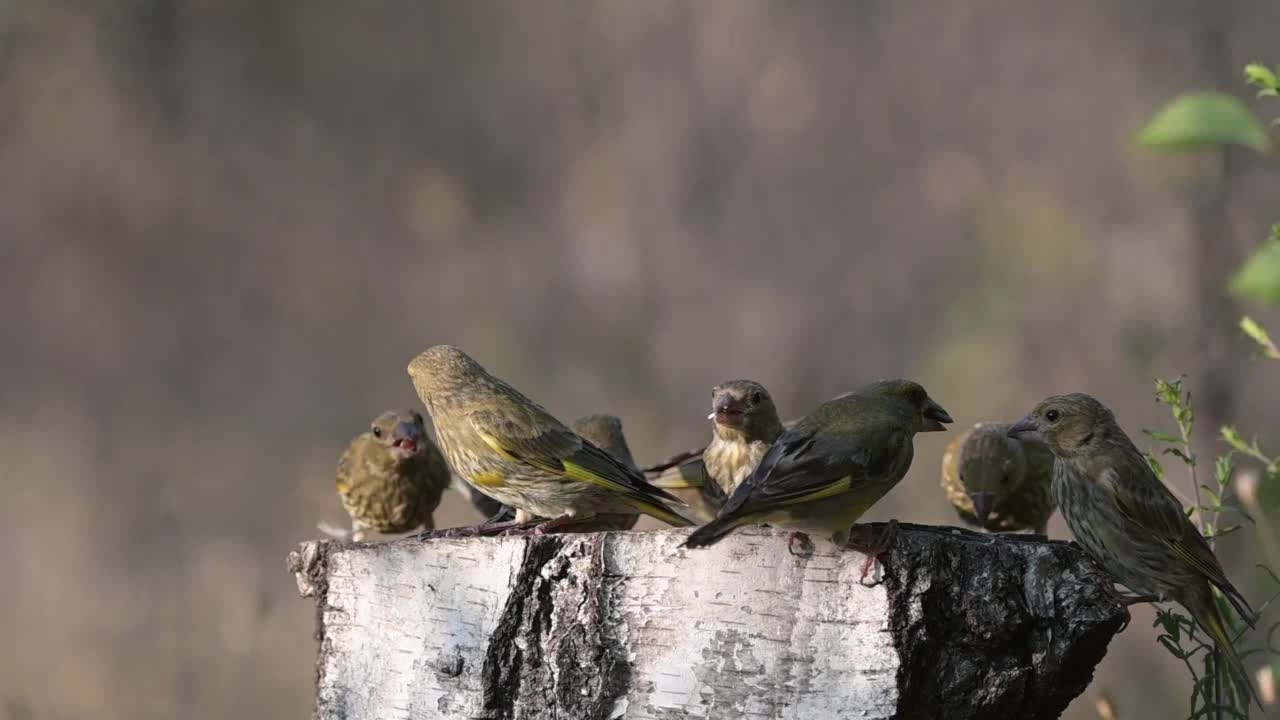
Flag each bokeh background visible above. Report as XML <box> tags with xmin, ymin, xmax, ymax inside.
<box><xmin>3</xmin><ymin>1</ymin><xmax>1279</xmax><ymax>718</ymax></box>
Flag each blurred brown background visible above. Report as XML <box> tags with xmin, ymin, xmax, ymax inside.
<box><xmin>3</xmin><ymin>1</ymin><xmax>1279</xmax><ymax>718</ymax></box>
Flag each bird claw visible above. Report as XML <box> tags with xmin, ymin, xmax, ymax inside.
<box><xmin>846</xmin><ymin>519</ymin><xmax>898</xmax><ymax>583</ymax></box>
<box><xmin>787</xmin><ymin>531</ymin><xmax>815</xmax><ymax>558</ymax></box>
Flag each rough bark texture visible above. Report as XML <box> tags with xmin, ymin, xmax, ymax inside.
<box><xmin>287</xmin><ymin>524</ymin><xmax>1127</xmax><ymax>720</ymax></box>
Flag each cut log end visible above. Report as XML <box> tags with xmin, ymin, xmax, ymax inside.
<box><xmin>290</xmin><ymin>523</ymin><xmax>1127</xmax><ymax>720</ymax></box>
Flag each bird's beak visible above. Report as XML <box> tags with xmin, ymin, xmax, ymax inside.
<box><xmin>390</xmin><ymin>421</ymin><xmax>421</xmax><ymax>454</ymax></box>
<box><xmin>711</xmin><ymin>397</ymin><xmax>747</xmax><ymax>428</ymax></box>
<box><xmin>969</xmin><ymin>491</ymin><xmax>995</xmax><ymax>524</ymax></box>
<box><xmin>1007</xmin><ymin>417</ymin><xmax>1038</xmax><ymax>439</ymax></box>
<box><xmin>921</xmin><ymin>398</ymin><xmax>953</xmax><ymax>432</ymax></box>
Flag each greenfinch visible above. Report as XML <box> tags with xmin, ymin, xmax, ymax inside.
<box><xmin>407</xmin><ymin>345</ymin><xmax>691</xmax><ymax>532</ymax></box>
<box><xmin>685</xmin><ymin>379</ymin><xmax>951</xmax><ymax>551</ymax></box>
<box><xmin>1009</xmin><ymin>394</ymin><xmax>1258</xmax><ymax>707</ymax></box>
<box><xmin>321</xmin><ymin>410</ymin><xmax>451</xmax><ymax>541</ymax></box>
<box><xmin>940</xmin><ymin>422</ymin><xmax>1055</xmax><ymax>534</ymax></box>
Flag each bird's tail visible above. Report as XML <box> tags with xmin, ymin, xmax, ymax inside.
<box><xmin>683</xmin><ymin>514</ymin><xmax>753</xmax><ymax>549</ymax></box>
<box><xmin>1193</xmin><ymin>597</ymin><xmax>1261</xmax><ymax>711</ymax></box>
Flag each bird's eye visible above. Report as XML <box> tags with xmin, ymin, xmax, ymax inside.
<box><xmin>1046</xmin><ymin>409</ymin><xmax>1060</xmax><ymax>422</ymax></box>
<box><xmin>372</xmin><ymin>426</ymin><xmax>383</xmax><ymax>438</ymax></box>
<box><xmin>751</xmin><ymin>391</ymin><xmax>762</xmax><ymax>404</ymax></box>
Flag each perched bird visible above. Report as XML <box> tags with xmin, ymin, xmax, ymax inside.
<box><xmin>649</xmin><ymin>380</ymin><xmax>786</xmax><ymax>507</ymax></box>
<box><xmin>320</xmin><ymin>410</ymin><xmax>451</xmax><ymax>542</ymax></box>
<box><xmin>684</xmin><ymin>379</ymin><xmax>952</xmax><ymax>563</ymax></box>
<box><xmin>1008</xmin><ymin>394</ymin><xmax>1258</xmax><ymax>707</ymax></box>
<box><xmin>940</xmin><ymin>422</ymin><xmax>1055</xmax><ymax>534</ymax></box>
<box><xmin>407</xmin><ymin>345</ymin><xmax>691</xmax><ymax>532</ymax></box>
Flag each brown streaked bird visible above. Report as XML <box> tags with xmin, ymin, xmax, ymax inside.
<box><xmin>940</xmin><ymin>422</ymin><xmax>1055</xmax><ymax>534</ymax></box>
<box><xmin>560</xmin><ymin>414</ymin><xmax>642</xmax><ymax>532</ymax></box>
<box><xmin>319</xmin><ymin>410</ymin><xmax>451</xmax><ymax>542</ymax></box>
<box><xmin>685</xmin><ymin>379</ymin><xmax>952</xmax><ymax>577</ymax></box>
<box><xmin>407</xmin><ymin>345</ymin><xmax>692</xmax><ymax>533</ymax></box>
<box><xmin>1009</xmin><ymin>393</ymin><xmax>1259</xmax><ymax>708</ymax></box>
<box><xmin>647</xmin><ymin>380</ymin><xmax>786</xmax><ymax>520</ymax></box>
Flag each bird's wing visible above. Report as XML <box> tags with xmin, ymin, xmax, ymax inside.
<box><xmin>467</xmin><ymin>408</ymin><xmax>682</xmax><ymax>506</ymax></box>
<box><xmin>1098</xmin><ymin>454</ymin><xmax>1233</xmax><ymax>595</ymax></box>
<box><xmin>722</xmin><ymin>424</ymin><xmax>901</xmax><ymax>517</ymax></box>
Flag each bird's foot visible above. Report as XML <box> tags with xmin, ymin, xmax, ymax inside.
<box><xmin>481</xmin><ymin>507</ymin><xmax>516</xmax><ymax>527</ymax></box>
<box><xmin>846</xmin><ymin>519</ymin><xmax>899</xmax><ymax>583</ymax></box>
<box><xmin>316</xmin><ymin>521</ymin><xmax>354</xmax><ymax>541</ymax></box>
<box><xmin>787</xmin><ymin>531</ymin><xmax>815</xmax><ymax>558</ymax></box>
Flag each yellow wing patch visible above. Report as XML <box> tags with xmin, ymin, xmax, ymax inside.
<box><xmin>562</xmin><ymin>460</ymin><xmax>632</xmax><ymax>495</ymax></box>
<box><xmin>776</xmin><ymin>476</ymin><xmax>854</xmax><ymax>506</ymax></box>
<box><xmin>470</xmin><ymin>470</ymin><xmax>507</xmax><ymax>488</ymax></box>
<box><xmin>477</xmin><ymin>431</ymin><xmax>518</xmax><ymax>461</ymax></box>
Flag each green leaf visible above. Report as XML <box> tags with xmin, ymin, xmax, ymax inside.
<box><xmin>1230</xmin><ymin>240</ymin><xmax>1280</xmax><ymax>304</ymax></box>
<box><xmin>1240</xmin><ymin>316</ymin><xmax>1280</xmax><ymax>358</ymax></box>
<box><xmin>1137</xmin><ymin>93</ymin><xmax>1272</xmax><ymax>152</ymax></box>
<box><xmin>1244</xmin><ymin>62</ymin><xmax>1279</xmax><ymax>92</ymax></box>
<box><xmin>1144</xmin><ymin>429</ymin><xmax>1183</xmax><ymax>444</ymax></box>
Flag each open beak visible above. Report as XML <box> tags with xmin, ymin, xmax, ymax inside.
<box><xmin>390</xmin><ymin>421</ymin><xmax>421</xmax><ymax>454</ymax></box>
<box><xmin>969</xmin><ymin>491</ymin><xmax>995</xmax><ymax>524</ymax></box>
<box><xmin>1007</xmin><ymin>417</ymin><xmax>1038</xmax><ymax>439</ymax></box>
<box><xmin>711</xmin><ymin>397</ymin><xmax>746</xmax><ymax>428</ymax></box>
<box><xmin>921</xmin><ymin>398</ymin><xmax>953</xmax><ymax>432</ymax></box>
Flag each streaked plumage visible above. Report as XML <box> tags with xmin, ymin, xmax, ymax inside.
<box><xmin>940</xmin><ymin>422</ymin><xmax>1055</xmax><ymax>534</ymax></box>
<box><xmin>407</xmin><ymin>345</ymin><xmax>691</xmax><ymax>528</ymax></box>
<box><xmin>1009</xmin><ymin>394</ymin><xmax>1258</xmax><ymax>707</ymax></box>
<box><xmin>685</xmin><ymin>379</ymin><xmax>952</xmax><ymax>549</ymax></box>
<box><xmin>331</xmin><ymin>410</ymin><xmax>451</xmax><ymax>541</ymax></box>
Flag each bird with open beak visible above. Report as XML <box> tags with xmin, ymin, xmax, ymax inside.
<box><xmin>647</xmin><ymin>380</ymin><xmax>787</xmax><ymax>521</ymax></box>
<box><xmin>320</xmin><ymin>410</ymin><xmax>452</xmax><ymax>542</ymax></box>
<box><xmin>940</xmin><ymin>422</ymin><xmax>1055</xmax><ymax>534</ymax></box>
<box><xmin>1008</xmin><ymin>393</ymin><xmax>1259</xmax><ymax>708</ymax></box>
<box><xmin>685</xmin><ymin>379</ymin><xmax>952</xmax><ymax>576</ymax></box>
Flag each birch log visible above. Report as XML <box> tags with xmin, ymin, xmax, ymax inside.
<box><xmin>287</xmin><ymin>523</ymin><xmax>1127</xmax><ymax>720</ymax></box>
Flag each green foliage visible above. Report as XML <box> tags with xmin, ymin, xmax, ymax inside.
<box><xmin>1239</xmin><ymin>316</ymin><xmax>1280</xmax><ymax>358</ymax></box>
<box><xmin>1230</xmin><ymin>227</ymin><xmax>1280</xmax><ymax>305</ymax></box>
<box><xmin>1244</xmin><ymin>62</ymin><xmax>1280</xmax><ymax>104</ymax></box>
<box><xmin>1147</xmin><ymin>379</ymin><xmax>1264</xmax><ymax>718</ymax></box>
<box><xmin>1137</xmin><ymin>93</ymin><xmax>1271</xmax><ymax>152</ymax></box>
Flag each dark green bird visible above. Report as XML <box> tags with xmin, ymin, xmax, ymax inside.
<box><xmin>1009</xmin><ymin>394</ymin><xmax>1258</xmax><ymax>707</ymax></box>
<box><xmin>940</xmin><ymin>422</ymin><xmax>1055</xmax><ymax>534</ymax></box>
<box><xmin>647</xmin><ymin>380</ymin><xmax>786</xmax><ymax>520</ymax></box>
<box><xmin>320</xmin><ymin>410</ymin><xmax>452</xmax><ymax>541</ymax></box>
<box><xmin>407</xmin><ymin>345</ymin><xmax>691</xmax><ymax>532</ymax></box>
<box><xmin>684</xmin><ymin>379</ymin><xmax>952</xmax><ymax>554</ymax></box>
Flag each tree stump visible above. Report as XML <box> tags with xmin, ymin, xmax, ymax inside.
<box><xmin>287</xmin><ymin>523</ymin><xmax>1126</xmax><ymax>720</ymax></box>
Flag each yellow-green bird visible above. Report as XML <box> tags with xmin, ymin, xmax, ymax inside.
<box><xmin>940</xmin><ymin>422</ymin><xmax>1055</xmax><ymax>534</ymax></box>
<box><xmin>1008</xmin><ymin>394</ymin><xmax>1258</xmax><ymax>707</ymax></box>
<box><xmin>321</xmin><ymin>410</ymin><xmax>452</xmax><ymax>541</ymax></box>
<box><xmin>407</xmin><ymin>345</ymin><xmax>692</xmax><ymax>532</ymax></box>
<box><xmin>684</xmin><ymin>379</ymin><xmax>952</xmax><ymax>556</ymax></box>
<box><xmin>647</xmin><ymin>380</ymin><xmax>786</xmax><ymax>519</ymax></box>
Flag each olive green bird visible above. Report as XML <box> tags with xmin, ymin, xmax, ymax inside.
<box><xmin>684</xmin><ymin>379</ymin><xmax>952</xmax><ymax>558</ymax></box>
<box><xmin>1008</xmin><ymin>394</ymin><xmax>1259</xmax><ymax>707</ymax></box>
<box><xmin>319</xmin><ymin>410</ymin><xmax>452</xmax><ymax>542</ymax></box>
<box><xmin>646</xmin><ymin>380</ymin><xmax>786</xmax><ymax>520</ymax></box>
<box><xmin>940</xmin><ymin>422</ymin><xmax>1055</xmax><ymax>534</ymax></box>
<box><xmin>458</xmin><ymin>413</ymin><xmax>643</xmax><ymax>532</ymax></box>
<box><xmin>407</xmin><ymin>345</ymin><xmax>692</xmax><ymax>532</ymax></box>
